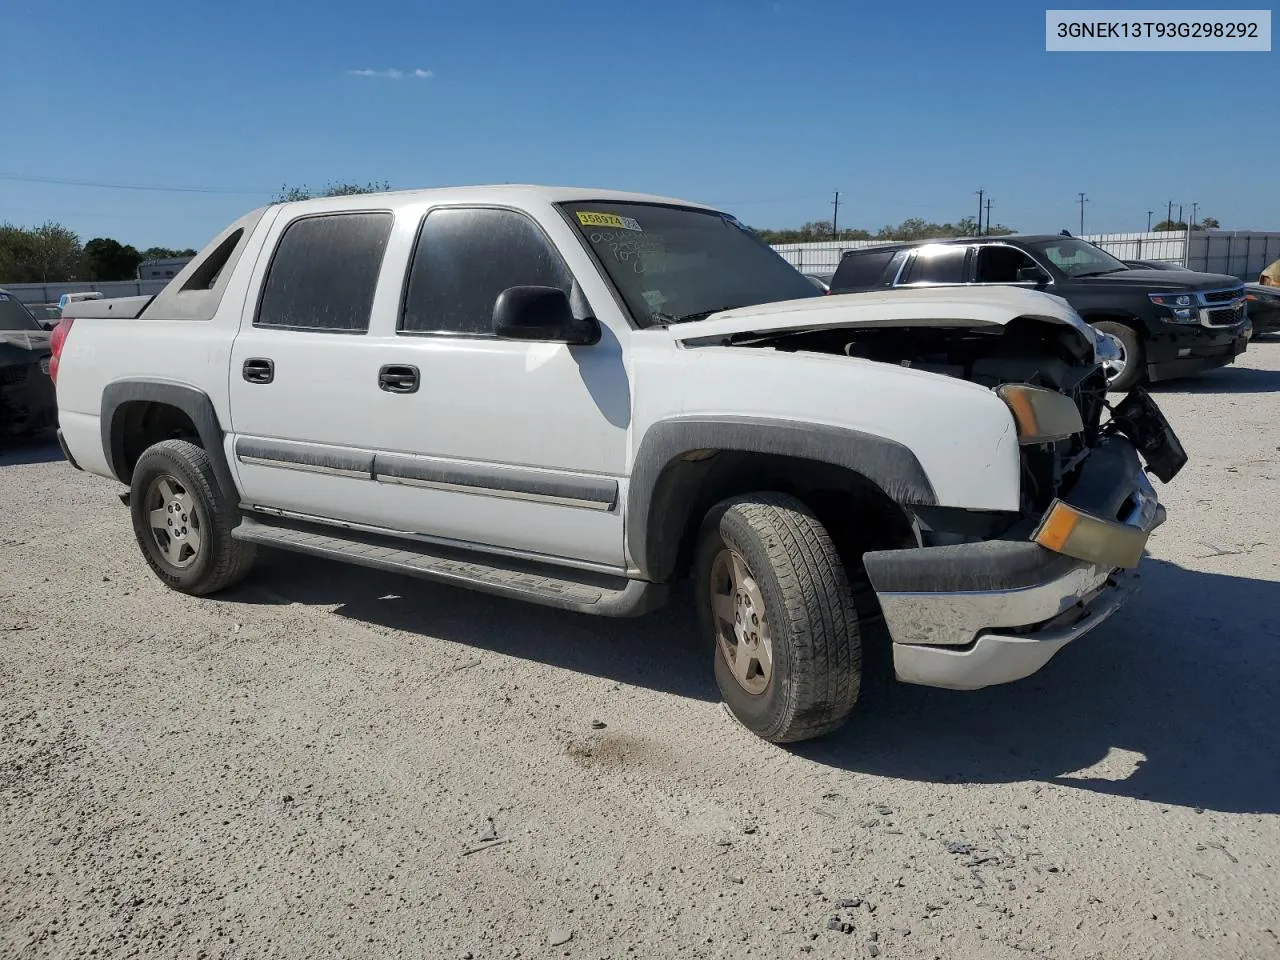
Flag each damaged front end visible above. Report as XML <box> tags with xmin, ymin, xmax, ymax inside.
<box><xmin>718</xmin><ymin>309</ymin><xmax>1185</xmax><ymax>691</ymax></box>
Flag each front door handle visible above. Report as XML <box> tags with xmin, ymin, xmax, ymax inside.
<box><xmin>242</xmin><ymin>358</ymin><xmax>274</xmax><ymax>384</ymax></box>
<box><xmin>378</xmin><ymin>364</ymin><xmax>419</xmax><ymax>394</ymax></box>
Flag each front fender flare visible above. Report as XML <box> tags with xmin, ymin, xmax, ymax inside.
<box><xmin>627</xmin><ymin>416</ymin><xmax>937</xmax><ymax>580</ymax></box>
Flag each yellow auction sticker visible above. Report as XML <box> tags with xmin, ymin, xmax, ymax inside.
<box><xmin>576</xmin><ymin>211</ymin><xmax>642</xmax><ymax>231</ymax></box>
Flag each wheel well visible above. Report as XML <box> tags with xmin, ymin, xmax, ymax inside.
<box><xmin>1085</xmin><ymin>313</ymin><xmax>1142</xmax><ymax>332</ymax></box>
<box><xmin>113</xmin><ymin>401</ymin><xmax>201</xmax><ymax>483</ymax></box>
<box><xmin>647</xmin><ymin>451</ymin><xmax>917</xmax><ymax>584</ymax></box>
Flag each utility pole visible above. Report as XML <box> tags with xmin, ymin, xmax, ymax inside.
<box><xmin>1167</xmin><ymin>200</ymin><xmax>1174</xmax><ymax>226</ymax></box>
<box><xmin>1191</xmin><ymin>201</ymin><xmax>1198</xmax><ymax>229</ymax></box>
<box><xmin>975</xmin><ymin>188</ymin><xmax>985</xmax><ymax>235</ymax></box>
<box><xmin>1077</xmin><ymin>192</ymin><xmax>1088</xmax><ymax>235</ymax></box>
<box><xmin>985</xmin><ymin>199</ymin><xmax>992</xmax><ymax>235</ymax></box>
<box><xmin>1147</xmin><ymin>210</ymin><xmax>1153</xmax><ymax>231</ymax></box>
<box><xmin>831</xmin><ymin>190</ymin><xmax>840</xmax><ymax>238</ymax></box>
<box><xmin>1177</xmin><ymin>204</ymin><xmax>1184</xmax><ymax>228</ymax></box>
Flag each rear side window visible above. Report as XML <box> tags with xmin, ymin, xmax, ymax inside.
<box><xmin>897</xmin><ymin>245</ymin><xmax>969</xmax><ymax>285</ymax></box>
<box><xmin>974</xmin><ymin>245</ymin><xmax>1041</xmax><ymax>283</ymax></box>
<box><xmin>256</xmin><ymin>212</ymin><xmax>392</xmax><ymax>332</ymax></box>
<box><xmin>0</xmin><ymin>293</ymin><xmax>41</xmax><ymax>331</ymax></box>
<box><xmin>400</xmin><ymin>207</ymin><xmax>572</xmax><ymax>335</ymax></box>
<box><xmin>831</xmin><ymin>249</ymin><xmax>897</xmax><ymax>290</ymax></box>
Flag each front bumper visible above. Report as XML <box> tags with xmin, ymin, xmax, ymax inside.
<box><xmin>1146</xmin><ymin>321</ymin><xmax>1248</xmax><ymax>381</ymax></box>
<box><xmin>864</xmin><ymin>439</ymin><xmax>1165</xmax><ymax>691</ymax></box>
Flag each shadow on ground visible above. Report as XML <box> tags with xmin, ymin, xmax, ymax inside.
<box><xmin>223</xmin><ymin>553</ymin><xmax>1280</xmax><ymax>814</ymax></box>
<box><xmin>0</xmin><ymin>433</ymin><xmax>63</xmax><ymax>467</ymax></box>
<box><xmin>1149</xmin><ymin>349</ymin><xmax>1280</xmax><ymax>394</ymax></box>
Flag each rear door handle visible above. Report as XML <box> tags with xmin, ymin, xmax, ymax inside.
<box><xmin>242</xmin><ymin>358</ymin><xmax>274</xmax><ymax>384</ymax></box>
<box><xmin>378</xmin><ymin>364</ymin><xmax>419</xmax><ymax>394</ymax></box>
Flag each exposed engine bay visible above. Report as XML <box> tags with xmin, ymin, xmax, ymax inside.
<box><xmin>724</xmin><ymin>317</ymin><xmax>1113</xmax><ymax>518</ymax></box>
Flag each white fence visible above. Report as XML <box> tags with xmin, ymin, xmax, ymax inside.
<box><xmin>1</xmin><ymin>279</ymin><xmax>171</xmax><ymax>305</ymax></box>
<box><xmin>772</xmin><ymin>230</ymin><xmax>1280</xmax><ymax>282</ymax></box>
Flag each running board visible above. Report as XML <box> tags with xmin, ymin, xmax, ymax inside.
<box><xmin>231</xmin><ymin>516</ymin><xmax>666</xmax><ymax>618</ymax></box>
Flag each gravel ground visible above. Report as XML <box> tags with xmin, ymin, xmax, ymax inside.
<box><xmin>2</xmin><ymin>343</ymin><xmax>1278</xmax><ymax>960</ymax></box>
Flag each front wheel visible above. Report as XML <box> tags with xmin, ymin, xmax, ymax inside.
<box><xmin>695</xmin><ymin>493</ymin><xmax>862</xmax><ymax>744</ymax></box>
<box><xmin>1094</xmin><ymin>321</ymin><xmax>1144</xmax><ymax>392</ymax></box>
<box><xmin>129</xmin><ymin>439</ymin><xmax>256</xmax><ymax>595</ymax></box>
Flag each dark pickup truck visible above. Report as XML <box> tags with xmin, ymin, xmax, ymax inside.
<box><xmin>828</xmin><ymin>235</ymin><xmax>1249</xmax><ymax>391</ymax></box>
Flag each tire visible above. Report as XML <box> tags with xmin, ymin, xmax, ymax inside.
<box><xmin>694</xmin><ymin>493</ymin><xmax>862</xmax><ymax>744</ymax></box>
<box><xmin>129</xmin><ymin>439</ymin><xmax>256</xmax><ymax>595</ymax></box>
<box><xmin>1093</xmin><ymin>321</ymin><xmax>1144</xmax><ymax>392</ymax></box>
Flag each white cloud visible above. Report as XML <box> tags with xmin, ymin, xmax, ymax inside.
<box><xmin>345</xmin><ymin>67</ymin><xmax>433</xmax><ymax>79</ymax></box>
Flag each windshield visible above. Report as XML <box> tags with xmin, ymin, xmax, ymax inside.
<box><xmin>560</xmin><ymin>202</ymin><xmax>820</xmax><ymax>327</ymax></box>
<box><xmin>1027</xmin><ymin>238</ymin><xmax>1128</xmax><ymax>278</ymax></box>
<box><xmin>0</xmin><ymin>293</ymin><xmax>42</xmax><ymax>331</ymax></box>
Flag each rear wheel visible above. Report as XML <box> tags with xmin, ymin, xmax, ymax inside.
<box><xmin>129</xmin><ymin>439</ymin><xmax>256</xmax><ymax>595</ymax></box>
<box><xmin>1094</xmin><ymin>321</ymin><xmax>1144</xmax><ymax>392</ymax></box>
<box><xmin>695</xmin><ymin>493</ymin><xmax>862</xmax><ymax>743</ymax></box>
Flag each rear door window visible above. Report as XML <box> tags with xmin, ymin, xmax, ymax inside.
<box><xmin>256</xmin><ymin>212</ymin><xmax>393</xmax><ymax>333</ymax></box>
<box><xmin>896</xmin><ymin>245</ymin><xmax>970</xmax><ymax>285</ymax></box>
<box><xmin>0</xmin><ymin>293</ymin><xmax>41</xmax><ymax>331</ymax></box>
<box><xmin>974</xmin><ymin>245</ymin><xmax>1041</xmax><ymax>283</ymax></box>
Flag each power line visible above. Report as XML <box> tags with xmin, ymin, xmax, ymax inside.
<box><xmin>0</xmin><ymin>172</ymin><xmax>272</xmax><ymax>195</ymax></box>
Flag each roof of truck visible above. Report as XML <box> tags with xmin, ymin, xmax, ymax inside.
<box><xmin>839</xmin><ymin>234</ymin><xmax>1092</xmax><ymax>256</ymax></box>
<box><xmin>270</xmin><ymin>184</ymin><xmax>722</xmax><ymax>213</ymax></box>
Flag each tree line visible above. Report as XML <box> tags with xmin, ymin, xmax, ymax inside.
<box><xmin>1</xmin><ymin>178</ymin><xmax>1228</xmax><ymax>284</ymax></box>
<box><xmin>0</xmin><ymin>182</ymin><xmax>386</xmax><ymax>285</ymax></box>
<box><xmin>751</xmin><ymin>216</ymin><xmax>1016</xmax><ymax>244</ymax></box>
<box><xmin>752</xmin><ymin>214</ymin><xmax>1224</xmax><ymax>244</ymax></box>
<box><xmin>0</xmin><ymin>222</ymin><xmax>197</xmax><ymax>284</ymax></box>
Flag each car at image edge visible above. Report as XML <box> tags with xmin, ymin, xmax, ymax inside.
<box><xmin>829</xmin><ymin>235</ymin><xmax>1249</xmax><ymax>391</ymax></box>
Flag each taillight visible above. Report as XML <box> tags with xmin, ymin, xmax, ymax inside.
<box><xmin>49</xmin><ymin>317</ymin><xmax>74</xmax><ymax>384</ymax></box>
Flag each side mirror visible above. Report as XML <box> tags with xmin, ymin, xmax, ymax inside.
<box><xmin>1016</xmin><ymin>266</ymin><xmax>1050</xmax><ymax>285</ymax></box>
<box><xmin>492</xmin><ymin>286</ymin><xmax>600</xmax><ymax>345</ymax></box>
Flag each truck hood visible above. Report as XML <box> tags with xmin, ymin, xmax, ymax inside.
<box><xmin>1077</xmin><ymin>268</ymin><xmax>1241</xmax><ymax>291</ymax></box>
<box><xmin>667</xmin><ymin>285</ymin><xmax>1097</xmax><ymax>346</ymax></box>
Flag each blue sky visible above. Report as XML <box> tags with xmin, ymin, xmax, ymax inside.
<box><xmin>3</xmin><ymin>0</ymin><xmax>1274</xmax><ymax>248</ymax></box>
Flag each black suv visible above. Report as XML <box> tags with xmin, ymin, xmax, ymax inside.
<box><xmin>828</xmin><ymin>235</ymin><xmax>1249</xmax><ymax>390</ymax></box>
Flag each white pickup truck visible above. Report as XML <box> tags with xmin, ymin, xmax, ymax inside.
<box><xmin>52</xmin><ymin>186</ymin><xmax>1186</xmax><ymax>743</ymax></box>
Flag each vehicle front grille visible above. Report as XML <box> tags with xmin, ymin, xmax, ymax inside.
<box><xmin>1018</xmin><ymin>368</ymin><xmax>1108</xmax><ymax>515</ymax></box>
<box><xmin>1205</xmin><ymin>303</ymin><xmax>1245</xmax><ymax>326</ymax></box>
<box><xmin>1203</xmin><ymin>287</ymin><xmax>1242</xmax><ymax>304</ymax></box>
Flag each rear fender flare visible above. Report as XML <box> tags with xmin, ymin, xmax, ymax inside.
<box><xmin>100</xmin><ymin>380</ymin><xmax>234</xmax><ymax>495</ymax></box>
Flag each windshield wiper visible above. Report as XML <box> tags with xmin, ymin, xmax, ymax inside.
<box><xmin>674</xmin><ymin>305</ymin><xmax>747</xmax><ymax>323</ymax></box>
<box><xmin>1074</xmin><ymin>268</ymin><xmax>1128</xmax><ymax>278</ymax></box>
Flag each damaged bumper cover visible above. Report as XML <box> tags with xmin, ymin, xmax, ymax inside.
<box><xmin>864</xmin><ymin>438</ymin><xmax>1165</xmax><ymax>691</ymax></box>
